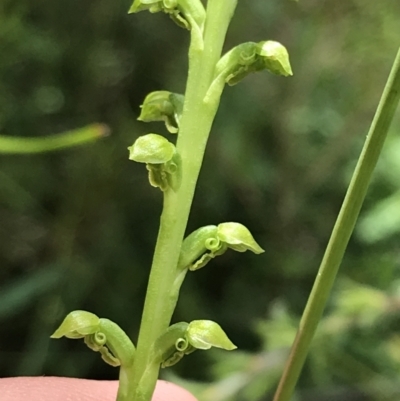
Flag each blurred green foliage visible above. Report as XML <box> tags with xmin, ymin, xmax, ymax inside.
<box><xmin>0</xmin><ymin>0</ymin><xmax>400</xmax><ymax>400</ymax></box>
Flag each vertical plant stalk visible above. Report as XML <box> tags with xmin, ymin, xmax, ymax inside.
<box><xmin>273</xmin><ymin>47</ymin><xmax>400</xmax><ymax>401</ymax></box>
<box><xmin>128</xmin><ymin>2</ymin><xmax>238</xmax><ymax>401</ymax></box>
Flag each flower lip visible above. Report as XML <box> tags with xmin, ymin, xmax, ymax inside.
<box><xmin>128</xmin><ymin>133</ymin><xmax>176</xmax><ymax>164</ymax></box>
<box><xmin>258</xmin><ymin>40</ymin><xmax>293</xmax><ymax>77</ymax></box>
<box><xmin>187</xmin><ymin>320</ymin><xmax>237</xmax><ymax>350</ymax></box>
<box><xmin>217</xmin><ymin>222</ymin><xmax>265</xmax><ymax>254</ymax></box>
<box><xmin>50</xmin><ymin>310</ymin><xmax>100</xmax><ymax>339</ymax></box>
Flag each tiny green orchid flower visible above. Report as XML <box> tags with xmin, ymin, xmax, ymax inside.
<box><xmin>128</xmin><ymin>133</ymin><xmax>181</xmax><ymax>191</ymax></box>
<box><xmin>138</xmin><ymin>91</ymin><xmax>184</xmax><ymax>134</ymax></box>
<box><xmin>51</xmin><ymin>310</ymin><xmax>135</xmax><ymax>368</ymax></box>
<box><xmin>128</xmin><ymin>0</ymin><xmax>205</xmax><ymax>32</ymax></box>
<box><xmin>178</xmin><ymin>222</ymin><xmax>264</xmax><ymax>271</ymax></box>
<box><xmin>216</xmin><ymin>41</ymin><xmax>293</xmax><ymax>86</ymax></box>
<box><xmin>153</xmin><ymin>320</ymin><xmax>236</xmax><ymax>368</ymax></box>
<box><xmin>205</xmin><ymin>40</ymin><xmax>293</xmax><ymax>104</ymax></box>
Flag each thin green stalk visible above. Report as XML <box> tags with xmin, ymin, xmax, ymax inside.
<box><xmin>128</xmin><ymin>2</ymin><xmax>238</xmax><ymax>401</ymax></box>
<box><xmin>0</xmin><ymin>123</ymin><xmax>109</xmax><ymax>154</ymax></box>
<box><xmin>273</xmin><ymin>47</ymin><xmax>400</xmax><ymax>401</ymax></box>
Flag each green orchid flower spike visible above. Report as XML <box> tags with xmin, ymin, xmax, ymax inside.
<box><xmin>178</xmin><ymin>222</ymin><xmax>264</xmax><ymax>271</ymax></box>
<box><xmin>128</xmin><ymin>0</ymin><xmax>205</xmax><ymax>32</ymax></box>
<box><xmin>51</xmin><ymin>310</ymin><xmax>135</xmax><ymax>368</ymax></box>
<box><xmin>128</xmin><ymin>133</ymin><xmax>181</xmax><ymax>191</ymax></box>
<box><xmin>205</xmin><ymin>40</ymin><xmax>293</xmax><ymax>104</ymax></box>
<box><xmin>54</xmin><ymin>1</ymin><xmax>302</xmax><ymax>400</ymax></box>
<box><xmin>153</xmin><ymin>320</ymin><xmax>236</xmax><ymax>368</ymax></box>
<box><xmin>138</xmin><ymin>91</ymin><xmax>184</xmax><ymax>134</ymax></box>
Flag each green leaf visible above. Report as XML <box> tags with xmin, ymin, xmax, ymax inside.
<box><xmin>128</xmin><ymin>134</ymin><xmax>175</xmax><ymax>164</ymax></box>
<box><xmin>0</xmin><ymin>124</ymin><xmax>109</xmax><ymax>154</ymax></box>
<box><xmin>51</xmin><ymin>310</ymin><xmax>100</xmax><ymax>339</ymax></box>
<box><xmin>187</xmin><ymin>320</ymin><xmax>237</xmax><ymax>350</ymax></box>
<box><xmin>217</xmin><ymin>222</ymin><xmax>264</xmax><ymax>254</ymax></box>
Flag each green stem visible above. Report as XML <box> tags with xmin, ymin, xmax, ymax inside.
<box><xmin>127</xmin><ymin>2</ymin><xmax>238</xmax><ymax>401</ymax></box>
<box><xmin>273</xmin><ymin>47</ymin><xmax>400</xmax><ymax>401</ymax></box>
<box><xmin>0</xmin><ymin>124</ymin><xmax>109</xmax><ymax>154</ymax></box>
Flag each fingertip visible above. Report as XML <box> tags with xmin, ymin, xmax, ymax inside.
<box><xmin>153</xmin><ymin>380</ymin><xmax>198</xmax><ymax>401</ymax></box>
<box><xmin>0</xmin><ymin>376</ymin><xmax>198</xmax><ymax>401</ymax></box>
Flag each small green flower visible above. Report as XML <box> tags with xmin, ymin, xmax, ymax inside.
<box><xmin>129</xmin><ymin>0</ymin><xmax>177</xmax><ymax>14</ymax></box>
<box><xmin>138</xmin><ymin>91</ymin><xmax>184</xmax><ymax>134</ymax></box>
<box><xmin>128</xmin><ymin>134</ymin><xmax>181</xmax><ymax>191</ymax></box>
<box><xmin>215</xmin><ymin>41</ymin><xmax>292</xmax><ymax>86</ymax></box>
<box><xmin>178</xmin><ymin>222</ymin><xmax>264</xmax><ymax>271</ymax></box>
<box><xmin>52</xmin><ymin>311</ymin><xmax>135</xmax><ymax>368</ymax></box>
<box><xmin>153</xmin><ymin>320</ymin><xmax>235</xmax><ymax>368</ymax></box>
<box><xmin>205</xmin><ymin>41</ymin><xmax>292</xmax><ymax>104</ymax></box>
<box><xmin>128</xmin><ymin>0</ymin><xmax>205</xmax><ymax>32</ymax></box>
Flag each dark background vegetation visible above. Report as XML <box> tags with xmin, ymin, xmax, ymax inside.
<box><xmin>1</xmin><ymin>1</ymin><xmax>400</xmax><ymax>400</ymax></box>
